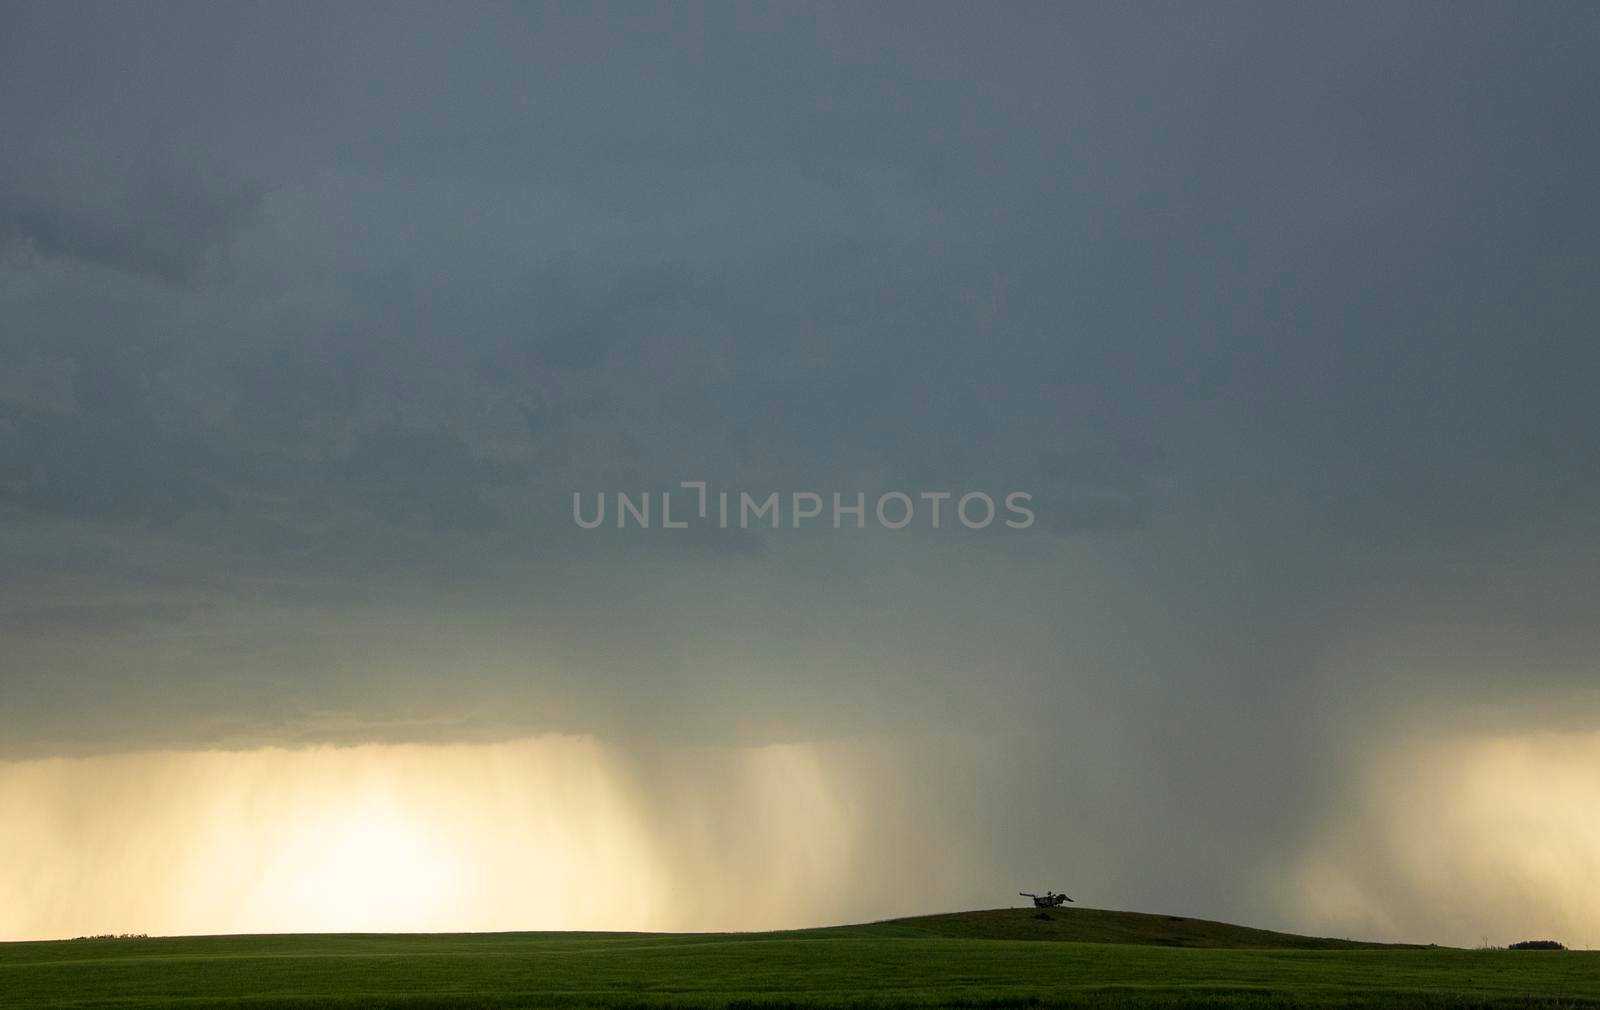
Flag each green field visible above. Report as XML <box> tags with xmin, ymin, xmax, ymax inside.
<box><xmin>3</xmin><ymin>908</ymin><xmax>1595</xmax><ymax>1009</ymax></box>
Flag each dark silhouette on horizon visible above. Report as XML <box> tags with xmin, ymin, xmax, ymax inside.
<box><xmin>1020</xmin><ymin>891</ymin><xmax>1073</xmax><ymax>909</ymax></box>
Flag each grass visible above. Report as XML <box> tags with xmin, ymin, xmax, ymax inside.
<box><xmin>2</xmin><ymin>907</ymin><xmax>1595</xmax><ymax>1009</ymax></box>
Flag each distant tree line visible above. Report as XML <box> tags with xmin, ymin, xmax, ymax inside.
<box><xmin>69</xmin><ymin>933</ymin><xmax>148</xmax><ymax>941</ymax></box>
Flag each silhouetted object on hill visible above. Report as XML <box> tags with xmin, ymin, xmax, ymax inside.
<box><xmin>1020</xmin><ymin>890</ymin><xmax>1073</xmax><ymax>908</ymax></box>
<box><xmin>1509</xmin><ymin>940</ymin><xmax>1566</xmax><ymax>950</ymax></box>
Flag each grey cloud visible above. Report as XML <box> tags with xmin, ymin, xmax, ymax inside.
<box><xmin>2</xmin><ymin>0</ymin><xmax>1600</xmax><ymax>942</ymax></box>
<box><xmin>328</xmin><ymin>426</ymin><xmax>511</xmax><ymax>531</ymax></box>
<box><xmin>520</xmin><ymin>259</ymin><xmax>691</xmax><ymax>372</ymax></box>
<box><xmin>0</xmin><ymin>412</ymin><xmax>225</xmax><ymax>521</ymax></box>
<box><xmin>0</xmin><ymin>150</ymin><xmax>262</xmax><ymax>284</ymax></box>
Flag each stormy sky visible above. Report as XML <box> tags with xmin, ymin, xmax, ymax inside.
<box><xmin>3</xmin><ymin>2</ymin><xmax>1600</xmax><ymax>944</ymax></box>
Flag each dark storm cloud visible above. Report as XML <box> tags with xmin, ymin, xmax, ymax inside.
<box><xmin>330</xmin><ymin>426</ymin><xmax>510</xmax><ymax>529</ymax></box>
<box><xmin>3</xmin><ymin>0</ymin><xmax>1600</xmax><ymax>937</ymax></box>
<box><xmin>0</xmin><ymin>150</ymin><xmax>263</xmax><ymax>284</ymax></box>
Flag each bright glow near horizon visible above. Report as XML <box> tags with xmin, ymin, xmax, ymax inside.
<box><xmin>2</xmin><ymin>731</ymin><xmax>1598</xmax><ymax>945</ymax></box>
<box><xmin>0</xmin><ymin>736</ymin><xmax>871</xmax><ymax>940</ymax></box>
<box><xmin>1289</xmin><ymin>729</ymin><xmax>1600</xmax><ymax>947</ymax></box>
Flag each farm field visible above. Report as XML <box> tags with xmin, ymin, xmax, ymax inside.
<box><xmin>2</xmin><ymin>907</ymin><xmax>1596</xmax><ymax>1009</ymax></box>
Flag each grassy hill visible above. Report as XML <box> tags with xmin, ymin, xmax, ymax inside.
<box><xmin>812</xmin><ymin>906</ymin><xmax>1417</xmax><ymax>949</ymax></box>
<box><xmin>1</xmin><ymin>908</ymin><xmax>1592</xmax><ymax>1010</ymax></box>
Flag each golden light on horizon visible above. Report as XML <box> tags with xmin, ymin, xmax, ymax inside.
<box><xmin>1285</xmin><ymin>729</ymin><xmax>1600</xmax><ymax>948</ymax></box>
<box><xmin>0</xmin><ymin>735</ymin><xmax>879</xmax><ymax>941</ymax></box>
<box><xmin>7</xmin><ymin>728</ymin><xmax>1599</xmax><ymax>946</ymax></box>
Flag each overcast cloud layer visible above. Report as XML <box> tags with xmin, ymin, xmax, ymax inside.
<box><xmin>3</xmin><ymin>2</ymin><xmax>1600</xmax><ymax>942</ymax></box>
